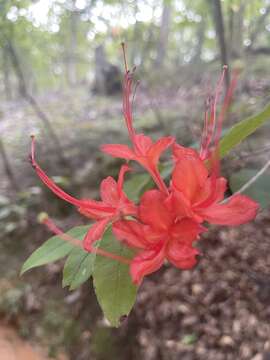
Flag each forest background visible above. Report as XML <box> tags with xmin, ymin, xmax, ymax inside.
<box><xmin>0</xmin><ymin>0</ymin><xmax>270</xmax><ymax>359</ymax></box>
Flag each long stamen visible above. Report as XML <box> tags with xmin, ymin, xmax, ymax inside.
<box><xmin>121</xmin><ymin>42</ymin><xmax>128</xmax><ymax>73</ymax></box>
<box><xmin>199</xmin><ymin>102</ymin><xmax>209</xmax><ymax>157</ymax></box>
<box><xmin>91</xmin><ymin>246</ymin><xmax>131</xmax><ymax>265</ymax></box>
<box><xmin>41</xmin><ymin>214</ymin><xmax>83</xmax><ymax>248</ymax></box>
<box><xmin>42</xmin><ymin>214</ymin><xmax>131</xmax><ymax>265</ymax></box>
<box><xmin>200</xmin><ymin>66</ymin><xmax>228</xmax><ymax>160</ymax></box>
<box><xmin>121</xmin><ymin>43</ymin><xmax>136</xmax><ymax>142</ymax></box>
<box><xmin>30</xmin><ymin>136</ymin><xmax>112</xmax><ymax>213</ymax></box>
<box><xmin>199</xmin><ymin>68</ymin><xmax>238</xmax><ymax>209</ymax></box>
<box><xmin>30</xmin><ymin>136</ymin><xmax>84</xmax><ymax>207</ymax></box>
<box><xmin>200</xmin><ymin>97</ymin><xmax>214</xmax><ymax>159</ymax></box>
<box><xmin>214</xmin><ymin>68</ymin><xmax>239</xmax><ymax>148</ymax></box>
<box><xmin>212</xmin><ymin>65</ymin><xmax>227</xmax><ymax>129</ymax></box>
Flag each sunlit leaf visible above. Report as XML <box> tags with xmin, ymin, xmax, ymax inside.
<box><xmin>93</xmin><ymin>230</ymin><xmax>137</xmax><ymax>327</ymax></box>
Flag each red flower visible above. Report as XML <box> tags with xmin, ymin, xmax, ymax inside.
<box><xmin>171</xmin><ymin>144</ymin><xmax>259</xmax><ymax>226</ymax></box>
<box><xmin>101</xmin><ymin>134</ymin><xmax>174</xmax><ymax>194</ymax></box>
<box><xmin>30</xmin><ymin>136</ymin><xmax>137</xmax><ymax>251</ymax></box>
<box><xmin>113</xmin><ymin>189</ymin><xmax>205</xmax><ymax>284</ymax></box>
<box><xmin>101</xmin><ymin>63</ymin><xmax>174</xmax><ymax>194</ymax></box>
<box><xmin>29</xmin><ymin>51</ymin><xmax>260</xmax><ymax>287</ymax></box>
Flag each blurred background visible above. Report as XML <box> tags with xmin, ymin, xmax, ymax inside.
<box><xmin>0</xmin><ymin>0</ymin><xmax>270</xmax><ymax>359</ymax></box>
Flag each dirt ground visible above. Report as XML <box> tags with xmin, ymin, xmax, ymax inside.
<box><xmin>0</xmin><ymin>323</ymin><xmax>67</xmax><ymax>360</ymax></box>
<box><xmin>128</xmin><ymin>212</ymin><xmax>270</xmax><ymax>360</ymax></box>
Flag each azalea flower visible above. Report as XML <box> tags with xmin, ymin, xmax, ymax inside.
<box><xmin>170</xmin><ymin>68</ymin><xmax>259</xmax><ymax>226</ymax></box>
<box><xmin>171</xmin><ymin>144</ymin><xmax>259</xmax><ymax>226</ymax></box>
<box><xmin>30</xmin><ymin>47</ymin><xmax>259</xmax><ymax>286</ymax></box>
<box><xmin>30</xmin><ymin>136</ymin><xmax>137</xmax><ymax>251</ymax></box>
<box><xmin>101</xmin><ymin>50</ymin><xmax>174</xmax><ymax>194</ymax></box>
<box><xmin>113</xmin><ymin>189</ymin><xmax>205</xmax><ymax>284</ymax></box>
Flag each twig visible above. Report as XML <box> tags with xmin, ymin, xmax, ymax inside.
<box><xmin>236</xmin><ymin>144</ymin><xmax>270</xmax><ymax>160</ymax></box>
<box><xmin>234</xmin><ymin>158</ymin><xmax>270</xmax><ymax>195</ymax></box>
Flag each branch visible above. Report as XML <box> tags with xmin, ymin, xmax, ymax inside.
<box><xmin>234</xmin><ymin>158</ymin><xmax>270</xmax><ymax>195</ymax></box>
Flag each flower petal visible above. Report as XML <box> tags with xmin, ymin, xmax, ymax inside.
<box><xmin>197</xmin><ymin>194</ymin><xmax>259</xmax><ymax>226</ymax></box>
<box><xmin>78</xmin><ymin>200</ymin><xmax>114</xmax><ymax>220</ymax></box>
<box><xmin>100</xmin><ymin>176</ymin><xmax>119</xmax><ymax>206</ymax></box>
<box><xmin>172</xmin><ymin>144</ymin><xmax>208</xmax><ymax>201</ymax></box>
<box><xmin>167</xmin><ymin>190</ymin><xmax>195</xmax><ymax>220</ymax></box>
<box><xmin>130</xmin><ymin>243</ymin><xmax>165</xmax><ymax>285</ymax></box>
<box><xmin>83</xmin><ymin>218</ymin><xmax>111</xmax><ymax>251</ymax></box>
<box><xmin>101</xmin><ymin>144</ymin><xmax>135</xmax><ymax>160</ymax></box>
<box><xmin>147</xmin><ymin>136</ymin><xmax>175</xmax><ymax>164</ymax></box>
<box><xmin>113</xmin><ymin>220</ymin><xmax>147</xmax><ymax>249</ymax></box>
<box><xmin>193</xmin><ymin>177</ymin><xmax>227</xmax><ymax>207</ymax></box>
<box><xmin>170</xmin><ymin>218</ymin><xmax>205</xmax><ymax>245</ymax></box>
<box><xmin>133</xmin><ymin>134</ymin><xmax>153</xmax><ymax>155</ymax></box>
<box><xmin>166</xmin><ymin>244</ymin><xmax>199</xmax><ymax>270</ymax></box>
<box><xmin>139</xmin><ymin>190</ymin><xmax>172</xmax><ymax>231</ymax></box>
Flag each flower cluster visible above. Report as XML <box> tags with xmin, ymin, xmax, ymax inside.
<box><xmin>30</xmin><ymin>49</ymin><xmax>259</xmax><ymax>285</ymax></box>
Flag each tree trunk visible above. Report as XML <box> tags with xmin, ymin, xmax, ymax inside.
<box><xmin>155</xmin><ymin>0</ymin><xmax>172</xmax><ymax>68</ymax></box>
<box><xmin>5</xmin><ymin>38</ymin><xmax>69</xmax><ymax>166</ymax></box>
<box><xmin>0</xmin><ymin>138</ymin><xmax>19</xmax><ymax>191</ymax></box>
<box><xmin>229</xmin><ymin>2</ymin><xmax>245</xmax><ymax>59</ymax></box>
<box><xmin>247</xmin><ymin>5</ymin><xmax>270</xmax><ymax>51</ymax></box>
<box><xmin>66</xmin><ymin>6</ymin><xmax>78</xmax><ymax>86</ymax></box>
<box><xmin>210</xmin><ymin>0</ymin><xmax>230</xmax><ymax>87</ymax></box>
<box><xmin>93</xmin><ymin>45</ymin><xmax>108</xmax><ymax>94</ymax></box>
<box><xmin>130</xmin><ymin>2</ymin><xmax>140</xmax><ymax>65</ymax></box>
<box><xmin>2</xmin><ymin>46</ymin><xmax>12</xmax><ymax>100</ymax></box>
<box><xmin>192</xmin><ymin>18</ymin><xmax>206</xmax><ymax>64</ymax></box>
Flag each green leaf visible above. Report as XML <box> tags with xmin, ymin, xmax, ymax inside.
<box><xmin>21</xmin><ymin>225</ymin><xmax>90</xmax><ymax>275</ymax></box>
<box><xmin>230</xmin><ymin>169</ymin><xmax>270</xmax><ymax>209</ymax></box>
<box><xmin>219</xmin><ymin>103</ymin><xmax>270</xmax><ymax>158</ymax></box>
<box><xmin>93</xmin><ymin>230</ymin><xmax>137</xmax><ymax>327</ymax></box>
<box><xmin>182</xmin><ymin>333</ymin><xmax>198</xmax><ymax>345</ymax></box>
<box><xmin>63</xmin><ymin>247</ymin><xmax>95</xmax><ymax>290</ymax></box>
<box><xmin>124</xmin><ymin>173</ymin><xmax>153</xmax><ymax>202</ymax></box>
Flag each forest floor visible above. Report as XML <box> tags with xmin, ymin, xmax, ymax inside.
<box><xmin>0</xmin><ymin>60</ymin><xmax>270</xmax><ymax>359</ymax></box>
<box><xmin>0</xmin><ymin>323</ymin><xmax>67</xmax><ymax>360</ymax></box>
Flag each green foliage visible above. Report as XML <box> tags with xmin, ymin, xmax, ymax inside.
<box><xmin>63</xmin><ymin>247</ymin><xmax>95</xmax><ymax>290</ymax></box>
<box><xmin>22</xmin><ymin>225</ymin><xmax>137</xmax><ymax>327</ymax></box>
<box><xmin>219</xmin><ymin>103</ymin><xmax>270</xmax><ymax>158</ymax></box>
<box><xmin>124</xmin><ymin>173</ymin><xmax>153</xmax><ymax>202</ymax></box>
<box><xmin>93</xmin><ymin>230</ymin><xmax>137</xmax><ymax>327</ymax></box>
<box><xmin>21</xmin><ymin>226</ymin><xmax>89</xmax><ymax>275</ymax></box>
<box><xmin>182</xmin><ymin>333</ymin><xmax>198</xmax><ymax>345</ymax></box>
<box><xmin>230</xmin><ymin>168</ymin><xmax>270</xmax><ymax>209</ymax></box>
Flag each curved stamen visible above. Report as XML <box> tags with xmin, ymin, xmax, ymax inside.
<box><xmin>30</xmin><ymin>136</ymin><xmax>112</xmax><ymax>213</ymax></box>
<box><xmin>42</xmin><ymin>215</ymin><xmax>131</xmax><ymax>265</ymax></box>
<box><xmin>121</xmin><ymin>43</ymin><xmax>137</xmax><ymax>142</ymax></box>
<box><xmin>30</xmin><ymin>136</ymin><xmax>84</xmax><ymax>207</ymax></box>
<box><xmin>200</xmin><ymin>66</ymin><xmax>228</xmax><ymax>160</ymax></box>
<box><xmin>214</xmin><ymin>68</ymin><xmax>239</xmax><ymax>148</ymax></box>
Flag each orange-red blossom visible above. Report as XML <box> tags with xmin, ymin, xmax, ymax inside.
<box><xmin>30</xmin><ymin>51</ymin><xmax>259</xmax><ymax>285</ymax></box>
